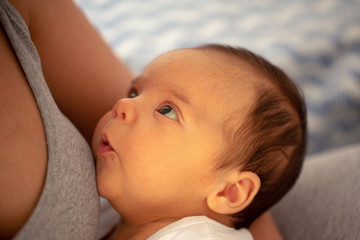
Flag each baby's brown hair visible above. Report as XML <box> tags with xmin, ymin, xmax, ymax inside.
<box><xmin>198</xmin><ymin>44</ymin><xmax>307</xmax><ymax>228</ymax></box>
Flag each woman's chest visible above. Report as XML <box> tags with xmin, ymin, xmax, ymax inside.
<box><xmin>0</xmin><ymin>26</ymin><xmax>47</xmax><ymax>238</ymax></box>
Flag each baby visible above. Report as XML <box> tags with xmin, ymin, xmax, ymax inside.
<box><xmin>92</xmin><ymin>44</ymin><xmax>307</xmax><ymax>240</ymax></box>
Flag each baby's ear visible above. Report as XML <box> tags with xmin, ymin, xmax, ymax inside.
<box><xmin>207</xmin><ymin>171</ymin><xmax>260</xmax><ymax>215</ymax></box>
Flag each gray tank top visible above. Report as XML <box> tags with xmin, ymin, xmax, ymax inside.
<box><xmin>0</xmin><ymin>1</ymin><xmax>99</xmax><ymax>239</ymax></box>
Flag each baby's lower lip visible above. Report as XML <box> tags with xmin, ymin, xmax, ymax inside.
<box><xmin>97</xmin><ymin>143</ymin><xmax>114</xmax><ymax>154</ymax></box>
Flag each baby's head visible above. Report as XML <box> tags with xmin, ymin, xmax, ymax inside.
<box><xmin>92</xmin><ymin>44</ymin><xmax>307</xmax><ymax>228</ymax></box>
<box><xmin>198</xmin><ymin>44</ymin><xmax>307</xmax><ymax>228</ymax></box>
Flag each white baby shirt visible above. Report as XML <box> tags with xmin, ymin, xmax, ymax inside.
<box><xmin>147</xmin><ymin>215</ymin><xmax>253</xmax><ymax>240</ymax></box>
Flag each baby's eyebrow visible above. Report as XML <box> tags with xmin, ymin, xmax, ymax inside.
<box><xmin>168</xmin><ymin>88</ymin><xmax>191</xmax><ymax>107</ymax></box>
<box><xmin>130</xmin><ymin>76</ymin><xmax>191</xmax><ymax>106</ymax></box>
<box><xmin>130</xmin><ymin>77</ymin><xmax>140</xmax><ymax>87</ymax></box>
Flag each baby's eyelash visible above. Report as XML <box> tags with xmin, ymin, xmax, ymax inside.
<box><xmin>156</xmin><ymin>102</ymin><xmax>181</xmax><ymax>121</ymax></box>
<box><xmin>128</xmin><ymin>88</ymin><xmax>138</xmax><ymax>98</ymax></box>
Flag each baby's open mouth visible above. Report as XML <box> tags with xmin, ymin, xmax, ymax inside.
<box><xmin>98</xmin><ymin>133</ymin><xmax>114</xmax><ymax>153</ymax></box>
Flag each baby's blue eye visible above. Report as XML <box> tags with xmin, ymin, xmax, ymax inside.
<box><xmin>158</xmin><ymin>105</ymin><xmax>178</xmax><ymax>120</ymax></box>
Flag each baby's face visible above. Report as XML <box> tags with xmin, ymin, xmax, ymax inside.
<box><xmin>92</xmin><ymin>49</ymin><xmax>254</xmax><ymax>217</ymax></box>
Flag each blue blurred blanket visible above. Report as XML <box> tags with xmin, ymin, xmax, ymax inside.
<box><xmin>76</xmin><ymin>0</ymin><xmax>360</xmax><ymax>154</ymax></box>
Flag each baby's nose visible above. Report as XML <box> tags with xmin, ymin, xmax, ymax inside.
<box><xmin>112</xmin><ymin>98</ymin><xmax>137</xmax><ymax>123</ymax></box>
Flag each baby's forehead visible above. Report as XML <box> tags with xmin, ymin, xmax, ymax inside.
<box><xmin>145</xmin><ymin>48</ymin><xmax>257</xmax><ymax>90</ymax></box>
<box><xmin>144</xmin><ymin>48</ymin><xmax>255</xmax><ymax>87</ymax></box>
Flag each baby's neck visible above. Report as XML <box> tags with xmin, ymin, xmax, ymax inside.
<box><xmin>107</xmin><ymin>218</ymin><xmax>176</xmax><ymax>240</ymax></box>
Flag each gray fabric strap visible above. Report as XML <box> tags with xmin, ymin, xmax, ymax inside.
<box><xmin>0</xmin><ymin>1</ymin><xmax>99</xmax><ymax>239</ymax></box>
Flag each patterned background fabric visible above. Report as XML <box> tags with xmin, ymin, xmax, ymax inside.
<box><xmin>76</xmin><ymin>0</ymin><xmax>360</xmax><ymax>155</ymax></box>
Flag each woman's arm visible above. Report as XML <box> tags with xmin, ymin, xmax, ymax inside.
<box><xmin>249</xmin><ymin>211</ymin><xmax>283</xmax><ymax>240</ymax></box>
<box><xmin>10</xmin><ymin>0</ymin><xmax>134</xmax><ymax>143</ymax></box>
